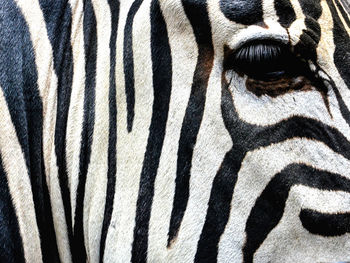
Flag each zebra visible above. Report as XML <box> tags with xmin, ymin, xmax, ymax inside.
<box><xmin>0</xmin><ymin>0</ymin><xmax>350</xmax><ymax>262</ymax></box>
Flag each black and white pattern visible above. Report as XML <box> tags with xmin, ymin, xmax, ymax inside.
<box><xmin>0</xmin><ymin>0</ymin><xmax>350</xmax><ymax>262</ymax></box>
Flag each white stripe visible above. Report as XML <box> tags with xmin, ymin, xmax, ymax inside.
<box><xmin>66</xmin><ymin>0</ymin><xmax>85</xmax><ymax>228</ymax></box>
<box><xmin>288</xmin><ymin>0</ymin><xmax>306</xmax><ymax>45</ymax></box>
<box><xmin>14</xmin><ymin>0</ymin><xmax>72</xmax><ymax>261</ymax></box>
<box><xmin>83</xmin><ymin>0</ymin><xmax>111</xmax><ymax>262</ymax></box>
<box><xmin>148</xmin><ymin>1</ymin><xmax>197</xmax><ymax>261</ymax></box>
<box><xmin>0</xmin><ymin>87</ymin><xmax>42</xmax><ymax>263</ymax></box>
<box><xmin>262</xmin><ymin>0</ymin><xmax>279</xmax><ymax>22</ymax></box>
<box><xmin>103</xmin><ymin>0</ymin><xmax>133</xmax><ymax>261</ymax></box>
<box><xmin>104</xmin><ymin>0</ymin><xmax>154</xmax><ymax>261</ymax></box>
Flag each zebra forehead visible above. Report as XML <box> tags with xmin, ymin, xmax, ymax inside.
<box><xmin>171</xmin><ymin>0</ymin><xmax>323</xmax><ymax>23</ymax></box>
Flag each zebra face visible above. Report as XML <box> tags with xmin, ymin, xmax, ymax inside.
<box><xmin>138</xmin><ymin>0</ymin><xmax>350</xmax><ymax>262</ymax></box>
<box><xmin>1</xmin><ymin>0</ymin><xmax>349</xmax><ymax>262</ymax></box>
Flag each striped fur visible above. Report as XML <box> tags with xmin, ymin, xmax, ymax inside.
<box><xmin>0</xmin><ymin>0</ymin><xmax>350</xmax><ymax>262</ymax></box>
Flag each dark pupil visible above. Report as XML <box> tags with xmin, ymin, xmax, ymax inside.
<box><xmin>225</xmin><ymin>41</ymin><xmax>298</xmax><ymax>81</ymax></box>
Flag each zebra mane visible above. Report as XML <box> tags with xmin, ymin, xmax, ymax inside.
<box><xmin>340</xmin><ymin>0</ymin><xmax>350</xmax><ymax>14</ymax></box>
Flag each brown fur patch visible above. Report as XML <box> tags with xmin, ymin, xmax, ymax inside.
<box><xmin>246</xmin><ymin>76</ymin><xmax>313</xmax><ymax>97</ymax></box>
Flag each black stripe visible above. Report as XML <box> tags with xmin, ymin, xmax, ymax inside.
<box><xmin>335</xmin><ymin>0</ymin><xmax>350</xmax><ymax>28</ymax></box>
<box><xmin>73</xmin><ymin>0</ymin><xmax>97</xmax><ymax>261</ymax></box>
<box><xmin>294</xmin><ymin>0</ymin><xmax>322</xmax><ymax>61</ymax></box>
<box><xmin>39</xmin><ymin>0</ymin><xmax>74</xmax><ymax>257</ymax></box>
<box><xmin>123</xmin><ymin>0</ymin><xmax>143</xmax><ymax>132</ymax></box>
<box><xmin>0</xmin><ymin>0</ymin><xmax>31</xmax><ymax>167</ymax></box>
<box><xmin>329</xmin><ymin>78</ymin><xmax>350</xmax><ymax>126</ymax></box>
<box><xmin>195</xmin><ymin>83</ymin><xmax>245</xmax><ymax>263</ymax></box>
<box><xmin>131</xmin><ymin>0</ymin><xmax>172</xmax><ymax>261</ymax></box>
<box><xmin>41</xmin><ymin>163</ymin><xmax>61</xmax><ymax>263</ymax></box>
<box><xmin>300</xmin><ymin>209</ymin><xmax>350</xmax><ymax>236</ymax></box>
<box><xmin>195</xmin><ymin>149</ymin><xmax>243</xmax><ymax>263</ymax></box>
<box><xmin>195</xmin><ymin>74</ymin><xmax>350</xmax><ymax>261</ymax></box>
<box><xmin>298</xmin><ymin>0</ymin><xmax>322</xmax><ymax>20</ymax></box>
<box><xmin>274</xmin><ymin>0</ymin><xmax>296</xmax><ymax>28</ymax></box>
<box><xmin>326</xmin><ymin>0</ymin><xmax>350</xmax><ymax>89</ymax></box>
<box><xmin>99</xmin><ymin>0</ymin><xmax>120</xmax><ymax>262</ymax></box>
<box><xmin>219</xmin><ymin>0</ymin><xmax>263</xmax><ymax>25</ymax></box>
<box><xmin>0</xmin><ymin>154</ymin><xmax>25</xmax><ymax>263</ymax></box>
<box><xmin>333</xmin><ymin>85</ymin><xmax>350</xmax><ymax>126</ymax></box>
<box><xmin>0</xmin><ymin>1</ymin><xmax>59</xmax><ymax>262</ymax></box>
<box><xmin>167</xmin><ymin>0</ymin><xmax>214</xmax><ymax>248</ymax></box>
<box><xmin>243</xmin><ymin>164</ymin><xmax>350</xmax><ymax>262</ymax></box>
<box><xmin>293</xmin><ymin>19</ymin><xmax>321</xmax><ymax>61</ymax></box>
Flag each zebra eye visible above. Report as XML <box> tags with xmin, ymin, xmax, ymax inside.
<box><xmin>224</xmin><ymin>40</ymin><xmax>305</xmax><ymax>81</ymax></box>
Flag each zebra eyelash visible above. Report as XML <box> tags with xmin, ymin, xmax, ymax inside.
<box><xmin>224</xmin><ymin>40</ymin><xmax>306</xmax><ymax>81</ymax></box>
<box><xmin>233</xmin><ymin>41</ymin><xmax>287</xmax><ymax>64</ymax></box>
